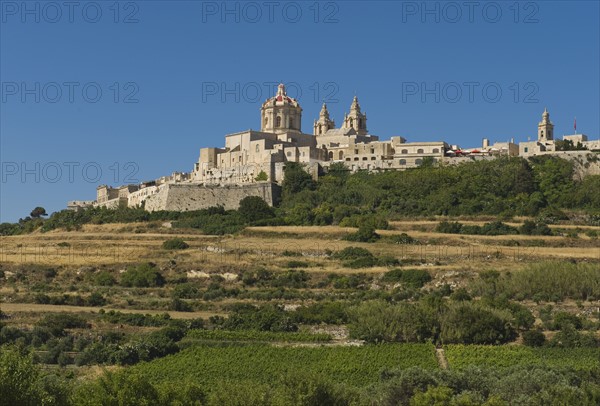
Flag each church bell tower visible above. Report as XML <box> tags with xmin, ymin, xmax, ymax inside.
<box><xmin>342</xmin><ymin>96</ymin><xmax>368</xmax><ymax>135</ymax></box>
<box><xmin>313</xmin><ymin>103</ymin><xmax>335</xmax><ymax>135</ymax></box>
<box><xmin>538</xmin><ymin>108</ymin><xmax>554</xmax><ymax>142</ymax></box>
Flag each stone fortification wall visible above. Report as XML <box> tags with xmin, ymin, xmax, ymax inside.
<box><xmin>143</xmin><ymin>182</ymin><xmax>281</xmax><ymax>212</ymax></box>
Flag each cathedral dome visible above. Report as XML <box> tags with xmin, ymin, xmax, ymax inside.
<box><xmin>260</xmin><ymin>83</ymin><xmax>302</xmax><ymax>133</ymax></box>
<box><xmin>262</xmin><ymin>83</ymin><xmax>301</xmax><ymax>108</ymax></box>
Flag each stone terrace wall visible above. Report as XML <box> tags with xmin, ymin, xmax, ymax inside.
<box><xmin>144</xmin><ymin>182</ymin><xmax>281</xmax><ymax>212</ymax></box>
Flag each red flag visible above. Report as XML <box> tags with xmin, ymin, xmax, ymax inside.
<box><xmin>574</xmin><ymin>117</ymin><xmax>577</xmax><ymax>133</ymax></box>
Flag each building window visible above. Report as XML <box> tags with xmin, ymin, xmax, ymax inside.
<box><xmin>318</xmin><ymin>124</ymin><xmax>322</xmax><ymax>134</ymax></box>
<box><xmin>399</xmin><ymin>159</ymin><xmax>406</xmax><ymax>165</ymax></box>
<box><xmin>354</xmin><ymin>157</ymin><xmax>359</xmax><ymax>161</ymax></box>
<box><xmin>354</xmin><ymin>149</ymin><xmax>358</xmax><ymax>154</ymax></box>
<box><xmin>346</xmin><ymin>158</ymin><xmax>351</xmax><ymax>161</ymax></box>
<box><xmin>415</xmin><ymin>159</ymin><xmax>422</xmax><ymax>165</ymax></box>
<box><xmin>371</xmin><ymin>157</ymin><xmax>376</xmax><ymax>160</ymax></box>
<box><xmin>358</xmin><ymin>118</ymin><xmax>363</xmax><ymax>129</ymax></box>
<box><xmin>328</xmin><ymin>151</ymin><xmax>333</xmax><ymax>159</ymax></box>
<box><xmin>401</xmin><ymin>149</ymin><xmax>408</xmax><ymax>154</ymax></box>
<box><xmin>338</xmin><ymin>151</ymin><xmax>343</xmax><ymax>160</ymax></box>
<box><xmin>255</xmin><ymin>144</ymin><xmax>260</xmax><ymax>153</ymax></box>
<box><xmin>289</xmin><ymin>118</ymin><xmax>294</xmax><ymax>128</ymax></box>
<box><xmin>417</xmin><ymin>148</ymin><xmax>424</xmax><ymax>154</ymax></box>
<box><xmin>349</xmin><ymin>117</ymin><xmax>354</xmax><ymax>128</ymax></box>
<box><xmin>432</xmin><ymin>148</ymin><xmax>439</xmax><ymax>153</ymax></box>
<box><xmin>370</xmin><ymin>148</ymin><xmax>374</xmax><ymax>154</ymax></box>
<box><xmin>524</xmin><ymin>147</ymin><xmax>529</xmax><ymax>153</ymax></box>
<box><xmin>264</xmin><ymin>117</ymin><xmax>268</xmax><ymax>127</ymax></box>
<box><xmin>286</xmin><ymin>151</ymin><xmax>291</xmax><ymax>157</ymax></box>
<box><xmin>362</xmin><ymin>157</ymin><xmax>368</xmax><ymax>161</ymax></box>
<box><xmin>276</xmin><ymin>116</ymin><xmax>282</xmax><ymax>127</ymax></box>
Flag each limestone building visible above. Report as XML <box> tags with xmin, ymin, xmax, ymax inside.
<box><xmin>191</xmin><ymin>84</ymin><xmax>449</xmax><ymax>186</ymax></box>
<box><xmin>519</xmin><ymin>109</ymin><xmax>599</xmax><ymax>157</ymax></box>
<box><xmin>68</xmin><ymin>85</ymin><xmax>599</xmax><ymax>212</ymax></box>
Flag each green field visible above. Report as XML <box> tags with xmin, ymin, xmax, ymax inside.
<box><xmin>133</xmin><ymin>343</ymin><xmax>438</xmax><ymax>388</ymax></box>
<box><xmin>446</xmin><ymin>345</ymin><xmax>600</xmax><ymax>371</ymax></box>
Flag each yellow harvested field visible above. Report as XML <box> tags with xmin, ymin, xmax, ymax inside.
<box><xmin>1</xmin><ymin>222</ymin><xmax>598</xmax><ymax>268</ymax></box>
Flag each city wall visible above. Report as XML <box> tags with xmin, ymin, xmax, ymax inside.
<box><xmin>143</xmin><ymin>182</ymin><xmax>281</xmax><ymax>212</ymax></box>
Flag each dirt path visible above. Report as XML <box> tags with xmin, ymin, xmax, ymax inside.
<box><xmin>436</xmin><ymin>347</ymin><xmax>449</xmax><ymax>370</ymax></box>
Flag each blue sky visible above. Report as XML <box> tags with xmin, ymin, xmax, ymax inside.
<box><xmin>1</xmin><ymin>0</ymin><xmax>599</xmax><ymax>222</ymax></box>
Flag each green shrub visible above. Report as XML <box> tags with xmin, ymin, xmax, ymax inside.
<box><xmin>522</xmin><ymin>329</ymin><xmax>546</xmax><ymax>347</ymax></box>
<box><xmin>519</xmin><ymin>220</ymin><xmax>552</xmax><ymax>236</ymax></box>
<box><xmin>332</xmin><ymin>247</ymin><xmax>374</xmax><ymax>261</ymax></box>
<box><xmin>450</xmin><ymin>288</ymin><xmax>471</xmax><ymax>301</ymax></box>
<box><xmin>272</xmin><ymin>270</ymin><xmax>310</xmax><ymax>288</ymax></box>
<box><xmin>172</xmin><ymin>283</ymin><xmax>200</xmax><ymax>299</ymax></box>
<box><xmin>254</xmin><ymin>170</ymin><xmax>269</xmax><ymax>182</ymax></box>
<box><xmin>479</xmin><ymin>262</ymin><xmax>600</xmax><ymax>302</ymax></box>
<box><xmin>398</xmin><ymin>269</ymin><xmax>432</xmax><ymax>288</ymax></box>
<box><xmin>440</xmin><ymin>303</ymin><xmax>517</xmax><ymax>345</ymax></box>
<box><xmin>436</xmin><ymin>221</ymin><xmax>463</xmax><ymax>234</ymax></box>
<box><xmin>381</xmin><ymin>268</ymin><xmax>404</xmax><ymax>282</ymax></box>
<box><xmin>286</xmin><ymin>260</ymin><xmax>309</xmax><ymax>269</ymax></box>
<box><xmin>95</xmin><ymin>271</ymin><xmax>116</xmax><ymax>286</ymax></box>
<box><xmin>388</xmin><ymin>233</ymin><xmax>418</xmax><ymax>244</ymax></box>
<box><xmin>36</xmin><ymin>313</ymin><xmax>89</xmax><ymax>336</ymax></box>
<box><xmin>381</xmin><ymin>269</ymin><xmax>430</xmax><ymax>288</ymax></box>
<box><xmin>294</xmin><ymin>302</ymin><xmax>349</xmax><ymax>324</ymax></box>
<box><xmin>344</xmin><ymin>224</ymin><xmax>380</xmax><ymax>243</ymax></box>
<box><xmin>348</xmin><ymin>301</ymin><xmax>435</xmax><ymax>343</ymax></box>
<box><xmin>121</xmin><ymin>263</ymin><xmax>166</xmax><ymax>288</ymax></box>
<box><xmin>87</xmin><ymin>292</ymin><xmax>107</xmax><ymax>307</ymax></box>
<box><xmin>162</xmin><ymin>238</ymin><xmax>189</xmax><ymax>250</ymax></box>
<box><xmin>479</xmin><ymin>221</ymin><xmax>518</xmax><ymax>236</ymax></box>
<box><xmin>222</xmin><ymin>304</ymin><xmax>298</xmax><ymax>332</ymax></box>
<box><xmin>238</xmin><ymin>196</ymin><xmax>274</xmax><ymax>223</ymax></box>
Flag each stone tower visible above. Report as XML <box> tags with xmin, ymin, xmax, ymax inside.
<box><xmin>538</xmin><ymin>108</ymin><xmax>554</xmax><ymax>142</ymax></box>
<box><xmin>260</xmin><ymin>83</ymin><xmax>302</xmax><ymax>134</ymax></box>
<box><xmin>313</xmin><ymin>103</ymin><xmax>335</xmax><ymax>135</ymax></box>
<box><xmin>342</xmin><ymin>96</ymin><xmax>367</xmax><ymax>135</ymax></box>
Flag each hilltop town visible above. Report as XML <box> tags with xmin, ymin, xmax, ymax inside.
<box><xmin>68</xmin><ymin>84</ymin><xmax>600</xmax><ymax>212</ymax></box>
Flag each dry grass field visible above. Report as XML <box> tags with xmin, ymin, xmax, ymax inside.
<box><xmin>1</xmin><ymin>221</ymin><xmax>598</xmax><ymax>269</ymax></box>
<box><xmin>1</xmin><ymin>219</ymin><xmax>598</xmax><ymax>321</ymax></box>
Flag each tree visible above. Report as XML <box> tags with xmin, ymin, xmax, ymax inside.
<box><xmin>522</xmin><ymin>329</ymin><xmax>546</xmax><ymax>347</ymax></box>
<box><xmin>72</xmin><ymin>372</ymin><xmax>161</xmax><ymax>406</ymax></box>
<box><xmin>238</xmin><ymin>196</ymin><xmax>274</xmax><ymax>223</ymax></box>
<box><xmin>0</xmin><ymin>346</ymin><xmax>58</xmax><ymax>406</ymax></box>
<box><xmin>30</xmin><ymin>207</ymin><xmax>47</xmax><ymax>218</ymax></box>
<box><xmin>255</xmin><ymin>170</ymin><xmax>269</xmax><ymax>181</ymax></box>
<box><xmin>348</xmin><ymin>301</ymin><xmax>435</xmax><ymax>343</ymax></box>
<box><xmin>555</xmin><ymin>139</ymin><xmax>587</xmax><ymax>151</ymax></box>
<box><xmin>418</xmin><ymin>156</ymin><xmax>436</xmax><ymax>168</ymax></box>
<box><xmin>440</xmin><ymin>303</ymin><xmax>517</xmax><ymax>345</ymax></box>
<box><xmin>282</xmin><ymin>162</ymin><xmax>315</xmax><ymax>196</ymax></box>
